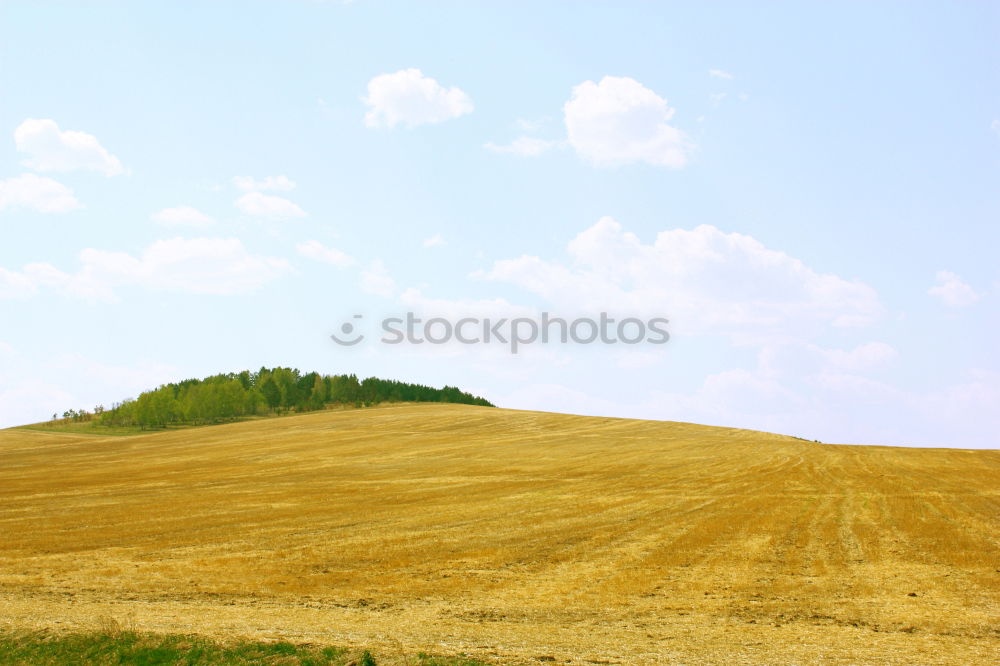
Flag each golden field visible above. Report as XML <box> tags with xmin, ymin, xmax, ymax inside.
<box><xmin>0</xmin><ymin>404</ymin><xmax>997</xmax><ymax>664</ymax></box>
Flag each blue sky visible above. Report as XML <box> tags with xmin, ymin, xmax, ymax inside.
<box><xmin>1</xmin><ymin>1</ymin><xmax>998</xmax><ymax>447</ymax></box>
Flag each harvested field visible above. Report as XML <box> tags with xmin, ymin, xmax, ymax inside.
<box><xmin>0</xmin><ymin>404</ymin><xmax>997</xmax><ymax>664</ymax></box>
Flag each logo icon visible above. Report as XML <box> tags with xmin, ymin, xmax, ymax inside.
<box><xmin>330</xmin><ymin>314</ymin><xmax>364</xmax><ymax>346</ymax></box>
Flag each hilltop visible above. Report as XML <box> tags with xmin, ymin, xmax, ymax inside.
<box><xmin>43</xmin><ymin>367</ymin><xmax>493</xmax><ymax>432</ymax></box>
<box><xmin>0</xmin><ymin>404</ymin><xmax>997</xmax><ymax>664</ymax></box>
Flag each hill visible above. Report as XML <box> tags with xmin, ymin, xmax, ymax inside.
<box><xmin>0</xmin><ymin>404</ymin><xmax>997</xmax><ymax>664</ymax></box>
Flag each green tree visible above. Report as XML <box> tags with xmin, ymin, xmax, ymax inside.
<box><xmin>260</xmin><ymin>376</ymin><xmax>281</xmax><ymax>412</ymax></box>
<box><xmin>308</xmin><ymin>374</ymin><xmax>326</xmax><ymax>410</ymax></box>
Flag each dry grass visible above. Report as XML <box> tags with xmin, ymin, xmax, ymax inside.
<box><xmin>0</xmin><ymin>404</ymin><xmax>997</xmax><ymax>664</ymax></box>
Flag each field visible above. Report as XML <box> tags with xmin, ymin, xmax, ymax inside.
<box><xmin>0</xmin><ymin>404</ymin><xmax>997</xmax><ymax>664</ymax></box>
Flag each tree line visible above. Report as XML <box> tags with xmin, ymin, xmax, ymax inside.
<box><xmin>60</xmin><ymin>367</ymin><xmax>493</xmax><ymax>429</ymax></box>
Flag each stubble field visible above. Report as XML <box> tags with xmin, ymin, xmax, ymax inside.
<box><xmin>0</xmin><ymin>404</ymin><xmax>997</xmax><ymax>664</ymax></box>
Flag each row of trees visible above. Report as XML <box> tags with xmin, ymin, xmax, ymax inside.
<box><xmin>83</xmin><ymin>367</ymin><xmax>493</xmax><ymax>429</ymax></box>
<box><xmin>55</xmin><ymin>407</ymin><xmax>104</xmax><ymax>423</ymax></box>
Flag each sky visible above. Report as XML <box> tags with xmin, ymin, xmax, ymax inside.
<box><xmin>1</xmin><ymin>1</ymin><xmax>998</xmax><ymax>447</ymax></box>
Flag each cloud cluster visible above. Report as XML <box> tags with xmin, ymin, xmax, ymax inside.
<box><xmin>563</xmin><ymin>76</ymin><xmax>692</xmax><ymax>168</ymax></box>
<box><xmin>928</xmin><ymin>270</ymin><xmax>979</xmax><ymax>307</ymax></box>
<box><xmin>15</xmin><ymin>118</ymin><xmax>124</xmax><ymax>176</ymax></box>
<box><xmin>364</xmin><ymin>69</ymin><xmax>473</xmax><ymax>129</ymax></box>
<box><xmin>0</xmin><ymin>238</ymin><xmax>289</xmax><ymax>301</ymax></box>
<box><xmin>0</xmin><ymin>173</ymin><xmax>82</xmax><ymax>213</ymax></box>
<box><xmin>1</xmin><ymin>119</ymin><xmax>122</xmax><ymax>214</ymax></box>
<box><xmin>481</xmin><ymin>217</ymin><xmax>882</xmax><ymax>341</ymax></box>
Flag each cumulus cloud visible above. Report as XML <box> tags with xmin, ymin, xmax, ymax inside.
<box><xmin>152</xmin><ymin>205</ymin><xmax>215</xmax><ymax>227</ymax></box>
<box><xmin>232</xmin><ymin>175</ymin><xmax>296</xmax><ymax>192</ymax></box>
<box><xmin>484</xmin><ymin>136</ymin><xmax>555</xmax><ymax>157</ymax></box>
<box><xmin>235</xmin><ymin>192</ymin><xmax>306</xmax><ymax>219</ymax></box>
<box><xmin>928</xmin><ymin>270</ymin><xmax>980</xmax><ymax>307</ymax></box>
<box><xmin>0</xmin><ymin>238</ymin><xmax>289</xmax><ymax>302</ymax></box>
<box><xmin>296</xmin><ymin>240</ymin><xmax>355</xmax><ymax>267</ymax></box>
<box><xmin>480</xmin><ymin>217</ymin><xmax>883</xmax><ymax>341</ymax></box>
<box><xmin>563</xmin><ymin>76</ymin><xmax>692</xmax><ymax>168</ymax></box>
<box><xmin>360</xmin><ymin>259</ymin><xmax>395</xmax><ymax>297</ymax></box>
<box><xmin>0</xmin><ymin>173</ymin><xmax>82</xmax><ymax>213</ymax></box>
<box><xmin>363</xmin><ymin>68</ymin><xmax>473</xmax><ymax>129</ymax></box>
<box><xmin>15</xmin><ymin>118</ymin><xmax>124</xmax><ymax>176</ymax></box>
<box><xmin>709</xmin><ymin>69</ymin><xmax>733</xmax><ymax>79</ymax></box>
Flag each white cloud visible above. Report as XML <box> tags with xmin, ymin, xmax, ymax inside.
<box><xmin>480</xmin><ymin>217</ymin><xmax>882</xmax><ymax>341</ymax></box>
<box><xmin>484</xmin><ymin>136</ymin><xmax>555</xmax><ymax>157</ymax></box>
<box><xmin>563</xmin><ymin>76</ymin><xmax>692</xmax><ymax>168</ymax></box>
<box><xmin>360</xmin><ymin>259</ymin><xmax>395</xmax><ymax>297</ymax></box>
<box><xmin>152</xmin><ymin>205</ymin><xmax>215</xmax><ymax>227</ymax></box>
<box><xmin>86</xmin><ymin>238</ymin><xmax>290</xmax><ymax>296</ymax></box>
<box><xmin>231</xmin><ymin>175</ymin><xmax>296</xmax><ymax>192</ymax></box>
<box><xmin>15</xmin><ymin>118</ymin><xmax>124</xmax><ymax>176</ymax></box>
<box><xmin>235</xmin><ymin>191</ymin><xmax>306</xmax><ymax>219</ymax></box>
<box><xmin>928</xmin><ymin>270</ymin><xmax>979</xmax><ymax>307</ymax></box>
<box><xmin>0</xmin><ymin>173</ymin><xmax>82</xmax><ymax>213</ymax></box>
<box><xmin>0</xmin><ymin>238</ymin><xmax>289</xmax><ymax>301</ymax></box>
<box><xmin>422</xmin><ymin>234</ymin><xmax>445</xmax><ymax>248</ymax></box>
<box><xmin>296</xmin><ymin>240</ymin><xmax>355</xmax><ymax>267</ymax></box>
<box><xmin>709</xmin><ymin>69</ymin><xmax>733</xmax><ymax>80</ymax></box>
<box><xmin>991</xmin><ymin>119</ymin><xmax>1000</xmax><ymax>137</ymax></box>
<box><xmin>363</xmin><ymin>68</ymin><xmax>473</xmax><ymax>129</ymax></box>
